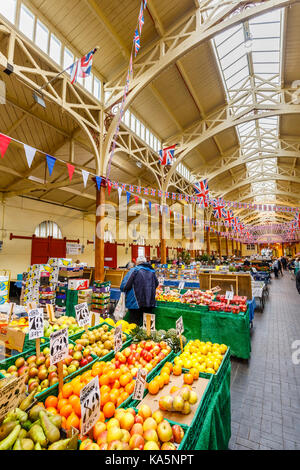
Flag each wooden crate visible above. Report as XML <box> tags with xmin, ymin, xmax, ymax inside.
<box><xmin>104</xmin><ymin>269</ymin><xmax>128</xmax><ymax>288</ymax></box>
<box><xmin>199</xmin><ymin>272</ymin><xmax>252</xmax><ymax>298</ymax></box>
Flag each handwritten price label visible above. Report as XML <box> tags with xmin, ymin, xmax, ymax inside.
<box><xmin>80</xmin><ymin>376</ymin><xmax>100</xmax><ymax>436</ymax></box>
<box><xmin>114</xmin><ymin>326</ymin><xmax>123</xmax><ymax>353</ymax></box>
<box><xmin>75</xmin><ymin>302</ymin><xmax>90</xmax><ymax>327</ymax></box>
<box><xmin>176</xmin><ymin>316</ymin><xmax>184</xmax><ymax>336</ymax></box>
<box><xmin>50</xmin><ymin>328</ymin><xmax>69</xmax><ymax>366</ymax></box>
<box><xmin>133</xmin><ymin>369</ymin><xmax>147</xmax><ymax>401</ymax></box>
<box><xmin>28</xmin><ymin>308</ymin><xmax>44</xmax><ymax>340</ymax></box>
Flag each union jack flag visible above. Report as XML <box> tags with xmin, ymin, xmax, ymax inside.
<box><xmin>232</xmin><ymin>217</ymin><xmax>240</xmax><ymax>232</ymax></box>
<box><xmin>165</xmin><ymin>192</ymin><xmax>170</xmax><ymax>198</ymax></box>
<box><xmin>144</xmin><ymin>187</ymin><xmax>149</xmax><ymax>195</ymax></box>
<box><xmin>172</xmin><ymin>193</ymin><xmax>177</xmax><ymax>200</ymax></box>
<box><xmin>113</xmin><ymin>181</ymin><xmax>119</xmax><ymax>189</ymax></box>
<box><xmin>193</xmin><ymin>179</ymin><xmax>209</xmax><ymax>206</ymax></box>
<box><xmin>158</xmin><ymin>190</ymin><xmax>162</xmax><ymax>198</ymax></box>
<box><xmin>129</xmin><ymin>185</ymin><xmax>134</xmax><ymax>192</ymax></box>
<box><xmin>151</xmin><ymin>188</ymin><xmax>156</xmax><ymax>196</ymax></box>
<box><xmin>134</xmin><ymin>29</ymin><xmax>140</xmax><ymax>56</ymax></box>
<box><xmin>136</xmin><ymin>186</ymin><xmax>141</xmax><ymax>194</ymax></box>
<box><xmin>293</xmin><ymin>212</ymin><xmax>300</xmax><ymax>229</ymax></box>
<box><xmin>138</xmin><ymin>3</ymin><xmax>144</xmax><ymax>34</ymax></box>
<box><xmin>70</xmin><ymin>48</ymin><xmax>97</xmax><ymax>85</ymax></box>
<box><xmin>129</xmin><ymin>54</ymin><xmax>133</xmax><ymax>77</ymax></box>
<box><xmin>159</xmin><ymin>145</ymin><xmax>176</xmax><ymax>165</ymax></box>
<box><xmin>212</xmin><ymin>198</ymin><xmax>225</xmax><ymax>219</ymax></box>
<box><xmin>185</xmin><ymin>195</ymin><xmax>189</xmax><ymax>202</ymax></box>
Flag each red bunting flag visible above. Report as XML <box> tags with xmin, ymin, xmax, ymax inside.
<box><xmin>67</xmin><ymin>163</ymin><xmax>75</xmax><ymax>181</ymax></box>
<box><xmin>0</xmin><ymin>134</ymin><xmax>11</xmax><ymax>158</ymax></box>
<box><xmin>134</xmin><ymin>195</ymin><xmax>139</xmax><ymax>204</ymax></box>
<box><xmin>107</xmin><ymin>180</ymin><xmax>112</xmax><ymax>196</ymax></box>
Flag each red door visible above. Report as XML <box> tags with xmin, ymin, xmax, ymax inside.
<box><xmin>31</xmin><ymin>237</ymin><xmax>66</xmax><ymax>265</ymax></box>
<box><xmin>145</xmin><ymin>245</ymin><xmax>150</xmax><ymax>261</ymax></box>
<box><xmin>104</xmin><ymin>243</ymin><xmax>117</xmax><ymax>268</ymax></box>
<box><xmin>131</xmin><ymin>245</ymin><xmax>139</xmax><ymax>262</ymax></box>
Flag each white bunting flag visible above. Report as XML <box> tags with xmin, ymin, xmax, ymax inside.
<box><xmin>118</xmin><ymin>187</ymin><xmax>122</xmax><ymax>200</ymax></box>
<box><xmin>24</xmin><ymin>144</ymin><xmax>36</xmax><ymax>168</ymax></box>
<box><xmin>82</xmin><ymin>170</ymin><xmax>89</xmax><ymax>187</ymax></box>
<box><xmin>160</xmin><ymin>205</ymin><xmax>163</xmax><ymax>215</ymax></box>
<box><xmin>142</xmin><ymin>199</ymin><xmax>145</xmax><ymax>210</ymax></box>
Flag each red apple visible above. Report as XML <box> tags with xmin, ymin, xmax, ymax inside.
<box><xmin>129</xmin><ymin>434</ymin><xmax>144</xmax><ymax>450</ymax></box>
<box><xmin>130</xmin><ymin>423</ymin><xmax>143</xmax><ymax>436</ymax></box>
<box><xmin>172</xmin><ymin>425</ymin><xmax>184</xmax><ymax>444</ymax></box>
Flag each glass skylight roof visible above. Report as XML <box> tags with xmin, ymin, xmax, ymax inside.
<box><xmin>213</xmin><ymin>8</ymin><xmax>283</xmax><ymax>221</ymax></box>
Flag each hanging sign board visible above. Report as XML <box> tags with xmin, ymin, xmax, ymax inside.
<box><xmin>114</xmin><ymin>325</ymin><xmax>123</xmax><ymax>353</ymax></box>
<box><xmin>74</xmin><ymin>302</ymin><xmax>90</xmax><ymax>328</ymax></box>
<box><xmin>28</xmin><ymin>308</ymin><xmax>44</xmax><ymax>340</ymax></box>
<box><xmin>50</xmin><ymin>328</ymin><xmax>69</xmax><ymax>366</ymax></box>
<box><xmin>158</xmin><ymin>277</ymin><xmax>164</xmax><ymax>286</ymax></box>
<box><xmin>178</xmin><ymin>281</ymin><xmax>185</xmax><ymax>290</ymax></box>
<box><xmin>66</xmin><ymin>242</ymin><xmax>81</xmax><ymax>255</ymax></box>
<box><xmin>133</xmin><ymin>368</ymin><xmax>147</xmax><ymax>401</ymax></box>
<box><xmin>80</xmin><ymin>376</ymin><xmax>100</xmax><ymax>436</ymax></box>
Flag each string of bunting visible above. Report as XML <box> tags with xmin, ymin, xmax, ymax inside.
<box><xmin>0</xmin><ymin>130</ymin><xmax>299</xmax><ymax>240</ymax></box>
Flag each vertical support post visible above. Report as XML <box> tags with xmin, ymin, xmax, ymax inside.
<box><xmin>95</xmin><ymin>182</ymin><xmax>105</xmax><ymax>281</ymax></box>
<box><xmin>217</xmin><ymin>225</ymin><xmax>222</xmax><ymax>258</ymax></box>
<box><xmin>206</xmin><ymin>227</ymin><xmax>210</xmax><ymax>255</ymax></box>
<box><xmin>225</xmin><ymin>228</ymin><xmax>229</xmax><ymax>257</ymax></box>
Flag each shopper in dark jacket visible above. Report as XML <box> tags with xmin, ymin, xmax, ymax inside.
<box><xmin>120</xmin><ymin>256</ymin><xmax>159</xmax><ymax>325</ymax></box>
<box><xmin>296</xmin><ymin>269</ymin><xmax>300</xmax><ymax>294</ymax></box>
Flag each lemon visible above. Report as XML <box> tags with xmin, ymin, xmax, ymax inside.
<box><xmin>205</xmin><ymin>368</ymin><xmax>216</xmax><ymax>374</ymax></box>
<box><xmin>213</xmin><ymin>362</ymin><xmax>220</xmax><ymax>372</ymax></box>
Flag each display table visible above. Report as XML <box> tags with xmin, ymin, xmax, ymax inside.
<box><xmin>194</xmin><ymin>362</ymin><xmax>231</xmax><ymax>450</ymax></box>
<box><xmin>153</xmin><ymin>305</ymin><xmax>251</xmax><ymax>359</ymax></box>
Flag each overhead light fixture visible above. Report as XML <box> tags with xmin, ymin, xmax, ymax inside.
<box><xmin>33</xmin><ymin>91</ymin><xmax>46</xmax><ymax>108</ymax></box>
<box><xmin>136</xmin><ymin>161</ymin><xmax>143</xmax><ymax>168</ymax></box>
<box><xmin>244</xmin><ymin>30</ymin><xmax>253</xmax><ymax>53</ymax></box>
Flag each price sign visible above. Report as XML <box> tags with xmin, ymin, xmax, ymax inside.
<box><xmin>178</xmin><ymin>281</ymin><xmax>185</xmax><ymax>290</ymax></box>
<box><xmin>80</xmin><ymin>376</ymin><xmax>100</xmax><ymax>436</ymax></box>
<box><xmin>164</xmin><ymin>286</ymin><xmax>170</xmax><ymax>294</ymax></box>
<box><xmin>143</xmin><ymin>313</ymin><xmax>155</xmax><ymax>335</ymax></box>
<box><xmin>114</xmin><ymin>325</ymin><xmax>123</xmax><ymax>353</ymax></box>
<box><xmin>50</xmin><ymin>328</ymin><xmax>69</xmax><ymax>366</ymax></box>
<box><xmin>211</xmin><ymin>286</ymin><xmax>221</xmax><ymax>293</ymax></box>
<box><xmin>225</xmin><ymin>291</ymin><xmax>234</xmax><ymax>301</ymax></box>
<box><xmin>158</xmin><ymin>277</ymin><xmax>164</xmax><ymax>286</ymax></box>
<box><xmin>133</xmin><ymin>368</ymin><xmax>147</xmax><ymax>401</ymax></box>
<box><xmin>176</xmin><ymin>316</ymin><xmax>184</xmax><ymax>336</ymax></box>
<box><xmin>74</xmin><ymin>302</ymin><xmax>90</xmax><ymax>327</ymax></box>
<box><xmin>28</xmin><ymin>308</ymin><xmax>44</xmax><ymax>340</ymax></box>
<box><xmin>0</xmin><ymin>375</ymin><xmax>26</xmax><ymax>423</ymax></box>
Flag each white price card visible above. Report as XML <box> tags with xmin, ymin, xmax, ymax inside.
<box><xmin>80</xmin><ymin>376</ymin><xmax>100</xmax><ymax>436</ymax></box>
<box><xmin>176</xmin><ymin>316</ymin><xmax>184</xmax><ymax>335</ymax></box>
<box><xmin>75</xmin><ymin>302</ymin><xmax>90</xmax><ymax>327</ymax></box>
<box><xmin>158</xmin><ymin>277</ymin><xmax>164</xmax><ymax>286</ymax></box>
<box><xmin>164</xmin><ymin>286</ymin><xmax>170</xmax><ymax>294</ymax></box>
<box><xmin>143</xmin><ymin>313</ymin><xmax>156</xmax><ymax>332</ymax></box>
<box><xmin>225</xmin><ymin>291</ymin><xmax>234</xmax><ymax>301</ymax></box>
<box><xmin>50</xmin><ymin>328</ymin><xmax>69</xmax><ymax>366</ymax></box>
<box><xmin>178</xmin><ymin>281</ymin><xmax>185</xmax><ymax>290</ymax></box>
<box><xmin>133</xmin><ymin>368</ymin><xmax>147</xmax><ymax>401</ymax></box>
<box><xmin>28</xmin><ymin>308</ymin><xmax>44</xmax><ymax>340</ymax></box>
<box><xmin>114</xmin><ymin>325</ymin><xmax>123</xmax><ymax>353</ymax></box>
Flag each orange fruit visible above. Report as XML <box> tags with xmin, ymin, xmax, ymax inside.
<box><xmin>165</xmin><ymin>362</ymin><xmax>173</xmax><ymax>372</ymax></box>
<box><xmin>73</xmin><ymin>399</ymin><xmax>81</xmax><ymax>417</ymax></box>
<box><xmin>46</xmin><ymin>407</ymin><xmax>57</xmax><ymax>415</ymax></box>
<box><xmin>155</xmin><ymin>375</ymin><xmax>164</xmax><ymax>389</ymax></box>
<box><xmin>120</xmin><ymin>391</ymin><xmax>129</xmax><ymax>402</ymax></box>
<box><xmin>73</xmin><ymin>381</ymin><xmax>84</xmax><ymax>397</ymax></box>
<box><xmin>114</xmin><ymin>369</ymin><xmax>122</xmax><ymax>379</ymax></box>
<box><xmin>61</xmin><ymin>416</ymin><xmax>67</xmax><ymax>429</ymax></box>
<box><xmin>60</xmin><ymin>403</ymin><xmax>73</xmax><ymax>418</ymax></box>
<box><xmin>103</xmin><ymin>402</ymin><xmax>115</xmax><ymax>419</ymax></box>
<box><xmin>62</xmin><ymin>383</ymin><xmax>73</xmax><ymax>399</ymax></box>
<box><xmin>98</xmin><ymin>411</ymin><xmax>105</xmax><ymax>423</ymax></box>
<box><xmin>57</xmin><ymin>398</ymin><xmax>69</xmax><ymax>411</ymax></box>
<box><xmin>190</xmin><ymin>368</ymin><xmax>199</xmax><ymax>380</ymax></box>
<box><xmin>116</xmin><ymin>396</ymin><xmax>123</xmax><ymax>407</ymax></box>
<box><xmin>81</xmin><ymin>370</ymin><xmax>92</xmax><ymax>382</ymax></box>
<box><xmin>119</xmin><ymin>373</ymin><xmax>131</xmax><ymax>387</ymax></box>
<box><xmin>100</xmin><ymin>385</ymin><xmax>111</xmax><ymax>395</ymax></box>
<box><xmin>66</xmin><ymin>412</ymin><xmax>80</xmax><ymax>430</ymax></box>
<box><xmin>99</xmin><ymin>374</ymin><xmax>110</xmax><ymax>386</ymax></box>
<box><xmin>148</xmin><ymin>380</ymin><xmax>159</xmax><ymax>395</ymax></box>
<box><xmin>109</xmin><ymin>390</ymin><xmax>119</xmax><ymax>405</ymax></box>
<box><xmin>125</xmin><ymin>382</ymin><xmax>134</xmax><ymax>395</ymax></box>
<box><xmin>183</xmin><ymin>373</ymin><xmax>194</xmax><ymax>385</ymax></box>
<box><xmin>100</xmin><ymin>392</ymin><xmax>111</xmax><ymax>407</ymax></box>
<box><xmin>68</xmin><ymin>394</ymin><xmax>80</xmax><ymax>408</ymax></box>
<box><xmin>173</xmin><ymin>365</ymin><xmax>182</xmax><ymax>376</ymax></box>
<box><xmin>160</xmin><ymin>372</ymin><xmax>170</xmax><ymax>385</ymax></box>
<box><xmin>112</xmin><ymin>380</ymin><xmax>120</xmax><ymax>389</ymax></box>
<box><xmin>108</xmin><ymin>370</ymin><xmax>116</xmax><ymax>383</ymax></box>
<box><xmin>45</xmin><ymin>396</ymin><xmax>58</xmax><ymax>409</ymax></box>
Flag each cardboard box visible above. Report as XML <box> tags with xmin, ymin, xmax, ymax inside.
<box><xmin>68</xmin><ymin>279</ymin><xmax>89</xmax><ymax>291</ymax></box>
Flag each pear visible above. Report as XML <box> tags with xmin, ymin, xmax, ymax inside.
<box><xmin>39</xmin><ymin>411</ymin><xmax>60</xmax><ymax>444</ymax></box>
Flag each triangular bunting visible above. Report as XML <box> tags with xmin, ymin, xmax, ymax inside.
<box><xmin>82</xmin><ymin>170</ymin><xmax>89</xmax><ymax>188</ymax></box>
<box><xmin>67</xmin><ymin>163</ymin><xmax>75</xmax><ymax>181</ymax></box>
<box><xmin>134</xmin><ymin>195</ymin><xmax>139</xmax><ymax>204</ymax></box>
<box><xmin>96</xmin><ymin>176</ymin><xmax>102</xmax><ymax>190</ymax></box>
<box><xmin>107</xmin><ymin>180</ymin><xmax>112</xmax><ymax>195</ymax></box>
<box><xmin>118</xmin><ymin>187</ymin><xmax>122</xmax><ymax>200</ymax></box>
<box><xmin>160</xmin><ymin>205</ymin><xmax>163</xmax><ymax>215</ymax></box>
<box><xmin>142</xmin><ymin>199</ymin><xmax>145</xmax><ymax>210</ymax></box>
<box><xmin>126</xmin><ymin>191</ymin><xmax>131</xmax><ymax>205</ymax></box>
<box><xmin>24</xmin><ymin>144</ymin><xmax>36</xmax><ymax>167</ymax></box>
<box><xmin>46</xmin><ymin>155</ymin><xmax>56</xmax><ymax>176</ymax></box>
<box><xmin>148</xmin><ymin>201</ymin><xmax>152</xmax><ymax>212</ymax></box>
<box><xmin>0</xmin><ymin>134</ymin><xmax>11</xmax><ymax>158</ymax></box>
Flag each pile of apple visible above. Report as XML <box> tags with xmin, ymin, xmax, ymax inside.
<box><xmin>181</xmin><ymin>289</ymin><xmax>214</xmax><ymax>305</ymax></box>
<box><xmin>209</xmin><ymin>295</ymin><xmax>248</xmax><ymax>313</ymax></box>
<box><xmin>0</xmin><ymin>344</ymin><xmax>94</xmax><ymax>394</ymax></box>
<box><xmin>43</xmin><ymin>316</ymin><xmax>84</xmax><ymax>338</ymax></box>
<box><xmin>111</xmin><ymin>340</ymin><xmax>172</xmax><ymax>375</ymax></box>
<box><xmin>80</xmin><ymin>405</ymin><xmax>185</xmax><ymax>450</ymax></box>
<box><xmin>74</xmin><ymin>324</ymin><xmax>127</xmax><ymax>359</ymax></box>
<box><xmin>159</xmin><ymin>386</ymin><xmax>198</xmax><ymax>415</ymax></box>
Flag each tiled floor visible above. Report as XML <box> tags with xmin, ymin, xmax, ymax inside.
<box><xmin>229</xmin><ymin>272</ymin><xmax>300</xmax><ymax>450</ymax></box>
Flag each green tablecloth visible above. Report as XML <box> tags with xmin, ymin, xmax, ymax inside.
<box><xmin>194</xmin><ymin>362</ymin><xmax>231</xmax><ymax>450</ymax></box>
<box><xmin>153</xmin><ymin>305</ymin><xmax>251</xmax><ymax>359</ymax></box>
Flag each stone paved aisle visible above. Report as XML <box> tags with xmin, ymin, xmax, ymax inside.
<box><xmin>229</xmin><ymin>272</ymin><xmax>300</xmax><ymax>450</ymax></box>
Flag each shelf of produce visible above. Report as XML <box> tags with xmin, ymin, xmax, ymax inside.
<box><xmin>154</xmin><ymin>304</ymin><xmax>251</xmax><ymax>359</ymax></box>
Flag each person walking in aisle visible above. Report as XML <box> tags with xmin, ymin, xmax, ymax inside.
<box><xmin>281</xmin><ymin>256</ymin><xmax>287</xmax><ymax>270</ymax></box>
<box><xmin>272</xmin><ymin>259</ymin><xmax>279</xmax><ymax>279</ymax></box>
<box><xmin>296</xmin><ymin>268</ymin><xmax>300</xmax><ymax>294</ymax></box>
<box><xmin>120</xmin><ymin>256</ymin><xmax>158</xmax><ymax>326</ymax></box>
<box><xmin>278</xmin><ymin>258</ymin><xmax>283</xmax><ymax>277</ymax></box>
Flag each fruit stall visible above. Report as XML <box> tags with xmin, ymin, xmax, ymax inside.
<box><xmin>0</xmin><ymin>316</ymin><xmax>232</xmax><ymax>451</ymax></box>
<box><xmin>151</xmin><ymin>287</ymin><xmax>251</xmax><ymax>360</ymax></box>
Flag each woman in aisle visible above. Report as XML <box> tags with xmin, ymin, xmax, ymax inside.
<box><xmin>272</xmin><ymin>259</ymin><xmax>279</xmax><ymax>279</ymax></box>
<box><xmin>120</xmin><ymin>256</ymin><xmax>159</xmax><ymax>326</ymax></box>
